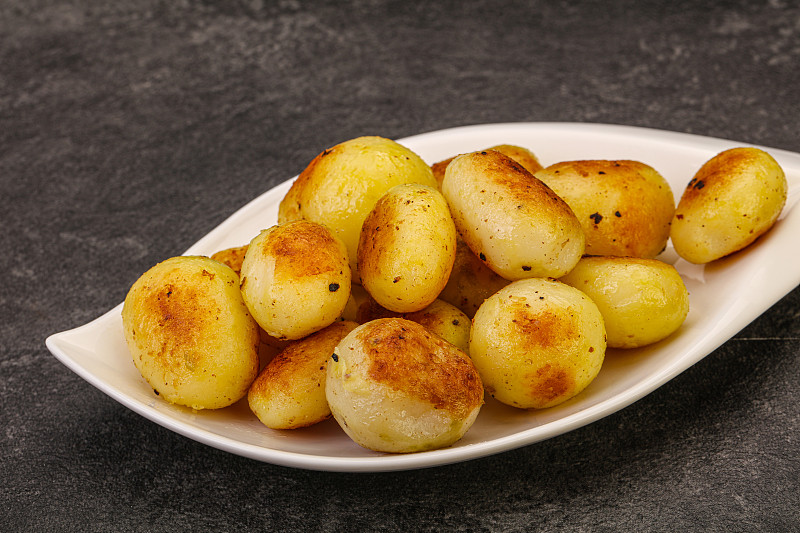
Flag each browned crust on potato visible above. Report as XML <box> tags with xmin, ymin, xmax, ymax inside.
<box><xmin>263</xmin><ymin>220</ymin><xmax>342</xmax><ymax>278</ymax></box>
<box><xmin>525</xmin><ymin>363</ymin><xmax>573</xmax><ymax>405</ymax></box>
<box><xmin>474</xmin><ymin>150</ymin><xmax>576</xmax><ymax>220</ymax></box>
<box><xmin>509</xmin><ymin>302</ymin><xmax>576</xmax><ymax>350</ymax></box>
<box><xmin>538</xmin><ymin>159</ymin><xmax>673</xmax><ymax>258</ymax></box>
<box><xmin>249</xmin><ymin>320</ymin><xmax>358</xmax><ymax>428</ymax></box>
<box><xmin>358</xmin><ymin>318</ymin><xmax>483</xmax><ymax>418</ymax></box>
<box><xmin>432</xmin><ymin>145</ymin><xmax>542</xmax><ymax>188</ymax></box>
<box><xmin>211</xmin><ymin>245</ymin><xmax>249</xmax><ymax>275</ymax></box>
<box><xmin>678</xmin><ymin>147</ymin><xmax>774</xmax><ymax>206</ymax></box>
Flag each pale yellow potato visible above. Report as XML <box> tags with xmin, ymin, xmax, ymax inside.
<box><xmin>357</xmin><ymin>183</ymin><xmax>457</xmax><ymax>313</ymax></box>
<box><xmin>431</xmin><ymin>144</ymin><xmax>543</xmax><ymax>188</ymax></box>
<box><xmin>240</xmin><ymin>220</ymin><xmax>351</xmax><ymax>340</ymax></box>
<box><xmin>210</xmin><ymin>245</ymin><xmax>249</xmax><ymax>276</ymax></box>
<box><xmin>535</xmin><ymin>160</ymin><xmax>675</xmax><ymax>258</ymax></box>
<box><xmin>326</xmin><ymin>318</ymin><xmax>484</xmax><ymax>453</ymax></box>
<box><xmin>277</xmin><ymin>136</ymin><xmax>437</xmax><ymax>280</ymax></box>
<box><xmin>560</xmin><ymin>256</ymin><xmax>689</xmax><ymax>349</ymax></box>
<box><xmin>438</xmin><ymin>238</ymin><xmax>511</xmax><ymax>318</ymax></box>
<box><xmin>670</xmin><ymin>147</ymin><xmax>787</xmax><ymax>264</ymax></box>
<box><xmin>357</xmin><ymin>297</ymin><xmax>472</xmax><ymax>353</ymax></box>
<box><xmin>121</xmin><ymin>256</ymin><xmax>260</xmax><ymax>410</ymax></box>
<box><xmin>442</xmin><ymin>150</ymin><xmax>585</xmax><ymax>280</ymax></box>
<box><xmin>470</xmin><ymin>277</ymin><xmax>606</xmax><ymax>409</ymax></box>
<box><xmin>248</xmin><ymin>321</ymin><xmax>358</xmax><ymax>429</ymax></box>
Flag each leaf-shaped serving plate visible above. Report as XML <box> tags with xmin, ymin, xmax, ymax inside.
<box><xmin>46</xmin><ymin>123</ymin><xmax>800</xmax><ymax>472</ymax></box>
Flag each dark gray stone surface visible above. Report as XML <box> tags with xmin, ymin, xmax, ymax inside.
<box><xmin>2</xmin><ymin>0</ymin><xmax>798</xmax><ymax>531</ymax></box>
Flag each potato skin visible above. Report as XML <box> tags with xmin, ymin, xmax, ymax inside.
<box><xmin>442</xmin><ymin>150</ymin><xmax>585</xmax><ymax>280</ymax></box>
<box><xmin>357</xmin><ymin>183</ymin><xmax>457</xmax><ymax>313</ymax></box>
<box><xmin>438</xmin><ymin>238</ymin><xmax>511</xmax><ymax>318</ymax></box>
<box><xmin>535</xmin><ymin>160</ymin><xmax>675</xmax><ymax>258</ymax></box>
<box><xmin>240</xmin><ymin>220</ymin><xmax>351</xmax><ymax>340</ymax></box>
<box><xmin>670</xmin><ymin>147</ymin><xmax>787</xmax><ymax>264</ymax></box>
<box><xmin>431</xmin><ymin>144</ymin><xmax>543</xmax><ymax>188</ymax></box>
<box><xmin>121</xmin><ymin>256</ymin><xmax>260</xmax><ymax>410</ymax></box>
<box><xmin>357</xmin><ymin>297</ymin><xmax>472</xmax><ymax>354</ymax></box>
<box><xmin>277</xmin><ymin>136</ymin><xmax>437</xmax><ymax>279</ymax></box>
<box><xmin>560</xmin><ymin>256</ymin><xmax>689</xmax><ymax>348</ymax></box>
<box><xmin>211</xmin><ymin>245</ymin><xmax>249</xmax><ymax>275</ymax></box>
<box><xmin>248</xmin><ymin>321</ymin><xmax>358</xmax><ymax>429</ymax></box>
<box><xmin>326</xmin><ymin>318</ymin><xmax>484</xmax><ymax>453</ymax></box>
<box><xmin>470</xmin><ymin>278</ymin><xmax>606</xmax><ymax>409</ymax></box>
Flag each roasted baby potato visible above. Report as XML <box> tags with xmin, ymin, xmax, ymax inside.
<box><xmin>442</xmin><ymin>150</ymin><xmax>585</xmax><ymax>280</ymax></box>
<box><xmin>240</xmin><ymin>220</ymin><xmax>351</xmax><ymax>340</ymax></box>
<box><xmin>470</xmin><ymin>277</ymin><xmax>606</xmax><ymax>409</ymax></box>
<box><xmin>248</xmin><ymin>320</ymin><xmax>358</xmax><ymax>429</ymax></box>
<box><xmin>438</xmin><ymin>238</ymin><xmax>511</xmax><ymax>318</ymax></box>
<box><xmin>277</xmin><ymin>136</ymin><xmax>437</xmax><ymax>279</ymax></box>
<box><xmin>211</xmin><ymin>245</ymin><xmax>249</xmax><ymax>275</ymax></box>
<box><xmin>357</xmin><ymin>297</ymin><xmax>472</xmax><ymax>353</ymax></box>
<box><xmin>326</xmin><ymin>318</ymin><xmax>483</xmax><ymax>453</ymax></box>
<box><xmin>431</xmin><ymin>144</ymin><xmax>543</xmax><ymax>188</ymax></box>
<box><xmin>534</xmin><ymin>160</ymin><xmax>675</xmax><ymax>258</ymax></box>
<box><xmin>357</xmin><ymin>183</ymin><xmax>457</xmax><ymax>313</ymax></box>
<box><xmin>560</xmin><ymin>256</ymin><xmax>689</xmax><ymax>348</ymax></box>
<box><xmin>670</xmin><ymin>147</ymin><xmax>787</xmax><ymax>264</ymax></box>
<box><xmin>121</xmin><ymin>256</ymin><xmax>260</xmax><ymax>410</ymax></box>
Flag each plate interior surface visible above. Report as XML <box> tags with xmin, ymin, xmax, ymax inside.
<box><xmin>46</xmin><ymin>123</ymin><xmax>800</xmax><ymax>472</ymax></box>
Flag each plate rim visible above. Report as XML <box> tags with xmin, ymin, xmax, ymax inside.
<box><xmin>46</xmin><ymin>121</ymin><xmax>800</xmax><ymax>472</ymax></box>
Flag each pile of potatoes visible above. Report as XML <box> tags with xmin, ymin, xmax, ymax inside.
<box><xmin>121</xmin><ymin>135</ymin><xmax>788</xmax><ymax>454</ymax></box>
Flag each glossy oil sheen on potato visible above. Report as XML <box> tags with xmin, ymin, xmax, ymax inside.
<box><xmin>560</xmin><ymin>256</ymin><xmax>689</xmax><ymax>349</ymax></box>
<box><xmin>535</xmin><ymin>160</ymin><xmax>675</xmax><ymax>258</ymax></box>
<box><xmin>670</xmin><ymin>147</ymin><xmax>788</xmax><ymax>264</ymax></box>
<box><xmin>121</xmin><ymin>256</ymin><xmax>260</xmax><ymax>410</ymax></box>
<box><xmin>240</xmin><ymin>220</ymin><xmax>351</xmax><ymax>340</ymax></box>
<box><xmin>470</xmin><ymin>278</ymin><xmax>606</xmax><ymax>410</ymax></box>
<box><xmin>357</xmin><ymin>183</ymin><xmax>457</xmax><ymax>313</ymax></box>
<box><xmin>442</xmin><ymin>150</ymin><xmax>585</xmax><ymax>280</ymax></box>
<box><xmin>431</xmin><ymin>144</ymin><xmax>543</xmax><ymax>188</ymax></box>
<box><xmin>277</xmin><ymin>136</ymin><xmax>437</xmax><ymax>280</ymax></box>
<box><xmin>248</xmin><ymin>321</ymin><xmax>358</xmax><ymax>429</ymax></box>
<box><xmin>326</xmin><ymin>318</ymin><xmax>484</xmax><ymax>453</ymax></box>
<box><xmin>356</xmin><ymin>297</ymin><xmax>472</xmax><ymax>354</ymax></box>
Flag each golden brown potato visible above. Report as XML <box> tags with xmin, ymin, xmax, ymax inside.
<box><xmin>240</xmin><ymin>220</ymin><xmax>351</xmax><ymax>340</ymax></box>
<box><xmin>442</xmin><ymin>150</ymin><xmax>585</xmax><ymax>280</ymax></box>
<box><xmin>121</xmin><ymin>256</ymin><xmax>260</xmax><ymax>410</ymax></box>
<box><xmin>357</xmin><ymin>183</ymin><xmax>457</xmax><ymax>313</ymax></box>
<box><xmin>248</xmin><ymin>321</ymin><xmax>358</xmax><ymax>429</ymax></box>
<box><xmin>534</xmin><ymin>160</ymin><xmax>675</xmax><ymax>258</ymax></box>
<box><xmin>357</xmin><ymin>297</ymin><xmax>471</xmax><ymax>353</ymax></box>
<box><xmin>438</xmin><ymin>238</ymin><xmax>511</xmax><ymax>318</ymax></box>
<box><xmin>670</xmin><ymin>147</ymin><xmax>787</xmax><ymax>264</ymax></box>
<box><xmin>277</xmin><ymin>136</ymin><xmax>437</xmax><ymax>280</ymax></box>
<box><xmin>560</xmin><ymin>256</ymin><xmax>689</xmax><ymax>348</ymax></box>
<box><xmin>470</xmin><ymin>277</ymin><xmax>606</xmax><ymax>409</ymax></box>
<box><xmin>431</xmin><ymin>144</ymin><xmax>543</xmax><ymax>188</ymax></box>
<box><xmin>326</xmin><ymin>318</ymin><xmax>483</xmax><ymax>453</ymax></box>
<box><xmin>211</xmin><ymin>245</ymin><xmax>249</xmax><ymax>275</ymax></box>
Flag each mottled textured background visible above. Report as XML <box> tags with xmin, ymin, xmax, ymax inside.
<box><xmin>2</xmin><ymin>1</ymin><xmax>799</xmax><ymax>531</ymax></box>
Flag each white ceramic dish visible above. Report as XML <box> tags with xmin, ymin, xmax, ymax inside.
<box><xmin>46</xmin><ymin>123</ymin><xmax>800</xmax><ymax>472</ymax></box>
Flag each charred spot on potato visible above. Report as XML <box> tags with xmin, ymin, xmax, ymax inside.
<box><xmin>329</xmin><ymin>283</ymin><xmax>340</xmax><ymax>292</ymax></box>
<box><xmin>589</xmin><ymin>212</ymin><xmax>603</xmax><ymax>224</ymax></box>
